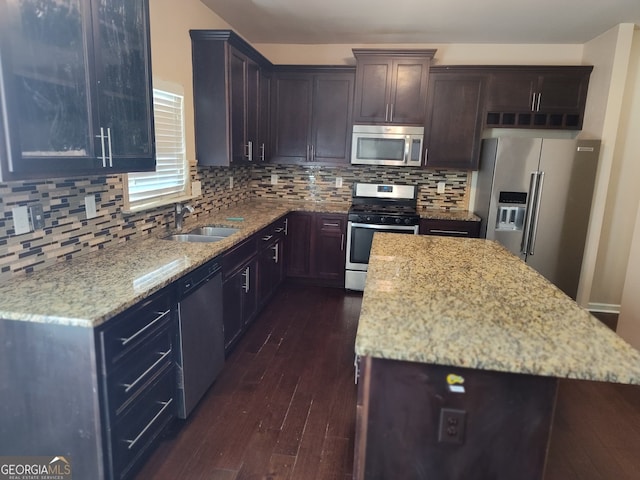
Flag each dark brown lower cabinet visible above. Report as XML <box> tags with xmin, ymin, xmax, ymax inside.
<box><xmin>285</xmin><ymin>211</ymin><xmax>346</xmax><ymax>287</ymax></box>
<box><xmin>355</xmin><ymin>356</ymin><xmax>558</xmax><ymax>480</ymax></box>
<box><xmin>257</xmin><ymin>217</ymin><xmax>287</xmax><ymax>308</ymax></box>
<box><xmin>0</xmin><ymin>286</ymin><xmax>178</xmax><ymax>480</ymax></box>
<box><xmin>420</xmin><ymin>218</ymin><xmax>481</xmax><ymax>238</ymax></box>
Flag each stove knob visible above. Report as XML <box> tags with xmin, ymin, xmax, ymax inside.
<box><xmin>404</xmin><ymin>218</ymin><xmax>411</xmax><ymax>225</ymax></box>
<box><xmin>379</xmin><ymin>216</ymin><xmax>386</xmax><ymax>224</ymax></box>
<box><xmin>395</xmin><ymin>218</ymin><xmax>401</xmax><ymax>224</ymax></box>
<box><xmin>366</xmin><ymin>216</ymin><xmax>372</xmax><ymax>222</ymax></box>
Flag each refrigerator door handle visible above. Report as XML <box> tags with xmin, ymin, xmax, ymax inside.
<box><xmin>521</xmin><ymin>172</ymin><xmax>539</xmax><ymax>254</ymax></box>
<box><xmin>528</xmin><ymin>171</ymin><xmax>545</xmax><ymax>255</ymax></box>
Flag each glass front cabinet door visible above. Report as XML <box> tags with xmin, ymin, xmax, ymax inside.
<box><xmin>0</xmin><ymin>0</ymin><xmax>155</xmax><ymax>182</ymax></box>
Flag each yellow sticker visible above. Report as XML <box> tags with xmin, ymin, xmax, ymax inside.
<box><xmin>447</xmin><ymin>374</ymin><xmax>464</xmax><ymax>385</ymax></box>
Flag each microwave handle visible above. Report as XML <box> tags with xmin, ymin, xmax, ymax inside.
<box><xmin>403</xmin><ymin>136</ymin><xmax>410</xmax><ymax>164</ymax></box>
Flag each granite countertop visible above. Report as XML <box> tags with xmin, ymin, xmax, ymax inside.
<box><xmin>0</xmin><ymin>199</ymin><xmax>349</xmax><ymax>328</ymax></box>
<box><xmin>355</xmin><ymin>233</ymin><xmax>640</xmax><ymax>384</ymax></box>
<box><xmin>418</xmin><ymin>208</ymin><xmax>480</xmax><ymax>222</ymax></box>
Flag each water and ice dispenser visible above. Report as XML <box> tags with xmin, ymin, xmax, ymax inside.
<box><xmin>495</xmin><ymin>192</ymin><xmax>527</xmax><ymax>231</ymax></box>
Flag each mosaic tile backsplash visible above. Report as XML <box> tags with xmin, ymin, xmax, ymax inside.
<box><xmin>0</xmin><ymin>164</ymin><xmax>469</xmax><ymax>282</ymax></box>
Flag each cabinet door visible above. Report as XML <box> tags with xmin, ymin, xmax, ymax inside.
<box><xmin>229</xmin><ymin>47</ymin><xmax>260</xmax><ymax>164</ymax></box>
<box><xmin>388</xmin><ymin>58</ymin><xmax>430</xmax><ymax>125</ymax></box>
<box><xmin>285</xmin><ymin>212</ymin><xmax>313</xmax><ymax>277</ymax></box>
<box><xmin>93</xmin><ymin>0</ymin><xmax>154</xmax><ymax>170</ymax></box>
<box><xmin>313</xmin><ymin>214</ymin><xmax>346</xmax><ymax>285</ymax></box>
<box><xmin>537</xmin><ymin>71</ymin><xmax>590</xmax><ymax>113</ymax></box>
<box><xmin>485</xmin><ymin>71</ymin><xmax>537</xmax><ymax>111</ymax></box>
<box><xmin>423</xmin><ymin>72</ymin><xmax>485</xmax><ymax>169</ymax></box>
<box><xmin>223</xmin><ymin>271</ymin><xmax>245</xmax><ymax>352</ymax></box>
<box><xmin>257</xmin><ymin>69</ymin><xmax>272</xmax><ymax>162</ymax></box>
<box><xmin>353</xmin><ymin>57</ymin><xmax>392</xmax><ymax>123</ymax></box>
<box><xmin>271</xmin><ymin>74</ymin><xmax>312</xmax><ymax>163</ymax></box>
<box><xmin>310</xmin><ymin>72</ymin><xmax>354</xmax><ymax>165</ymax></box>
<box><xmin>0</xmin><ymin>0</ymin><xmax>98</xmax><ymax>179</ymax></box>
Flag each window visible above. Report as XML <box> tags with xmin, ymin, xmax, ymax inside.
<box><xmin>124</xmin><ymin>80</ymin><xmax>190</xmax><ymax>212</ymax></box>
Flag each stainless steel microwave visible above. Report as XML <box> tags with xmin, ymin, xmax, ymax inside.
<box><xmin>351</xmin><ymin>125</ymin><xmax>424</xmax><ymax>167</ymax></box>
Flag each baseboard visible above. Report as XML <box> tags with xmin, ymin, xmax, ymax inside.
<box><xmin>587</xmin><ymin>303</ymin><xmax>620</xmax><ymax>314</ymax></box>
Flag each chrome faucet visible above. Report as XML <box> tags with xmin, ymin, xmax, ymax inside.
<box><xmin>174</xmin><ymin>202</ymin><xmax>194</xmax><ymax>231</ymax></box>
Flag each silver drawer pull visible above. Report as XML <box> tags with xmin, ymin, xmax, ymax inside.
<box><xmin>119</xmin><ymin>309</ymin><xmax>170</xmax><ymax>346</ymax></box>
<box><xmin>122</xmin><ymin>349</ymin><xmax>172</xmax><ymax>394</ymax></box>
<box><xmin>430</xmin><ymin>229</ymin><xmax>469</xmax><ymax>236</ymax></box>
<box><xmin>272</xmin><ymin>244</ymin><xmax>279</xmax><ymax>263</ymax></box>
<box><xmin>323</xmin><ymin>222</ymin><xmax>339</xmax><ymax>227</ymax></box>
<box><xmin>262</xmin><ymin>235</ymin><xmax>273</xmax><ymax>241</ymax></box>
<box><xmin>125</xmin><ymin>398</ymin><xmax>173</xmax><ymax>450</ymax></box>
<box><xmin>274</xmin><ymin>227</ymin><xmax>284</xmax><ymax>233</ymax></box>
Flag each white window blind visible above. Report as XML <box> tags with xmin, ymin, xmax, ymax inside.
<box><xmin>125</xmin><ymin>85</ymin><xmax>189</xmax><ymax>211</ymax></box>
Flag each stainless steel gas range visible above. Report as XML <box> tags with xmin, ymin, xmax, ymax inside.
<box><xmin>345</xmin><ymin>183</ymin><xmax>420</xmax><ymax>291</ymax></box>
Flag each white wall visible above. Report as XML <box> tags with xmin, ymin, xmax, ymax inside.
<box><xmin>255</xmin><ymin>43</ymin><xmax>584</xmax><ymax>66</ymax></box>
<box><xmin>618</xmin><ymin>192</ymin><xmax>640</xmax><ymax>349</ymax></box>
<box><xmin>577</xmin><ymin>24</ymin><xmax>637</xmax><ymax>310</ymax></box>
<box><xmin>148</xmin><ymin>0</ymin><xmax>232</xmax><ymax>164</ymax></box>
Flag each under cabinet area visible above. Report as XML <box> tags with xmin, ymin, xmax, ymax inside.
<box><xmin>190</xmin><ymin>30</ymin><xmax>271</xmax><ymax>166</ymax></box>
<box><xmin>0</xmin><ymin>0</ymin><xmax>155</xmax><ymax>181</ymax></box>
<box><xmin>352</xmin><ymin>49</ymin><xmax>435</xmax><ymax>125</ymax></box>
<box><xmin>270</xmin><ymin>67</ymin><xmax>355</xmax><ymax>165</ymax></box>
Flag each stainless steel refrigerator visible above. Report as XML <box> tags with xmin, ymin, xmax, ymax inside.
<box><xmin>474</xmin><ymin>137</ymin><xmax>600</xmax><ymax>299</ymax></box>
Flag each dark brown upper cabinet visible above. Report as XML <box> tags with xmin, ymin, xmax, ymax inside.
<box><xmin>190</xmin><ymin>30</ymin><xmax>272</xmax><ymax>166</ymax></box>
<box><xmin>352</xmin><ymin>49</ymin><xmax>436</xmax><ymax>125</ymax></box>
<box><xmin>484</xmin><ymin>66</ymin><xmax>592</xmax><ymax>130</ymax></box>
<box><xmin>423</xmin><ymin>68</ymin><xmax>486</xmax><ymax>170</ymax></box>
<box><xmin>0</xmin><ymin>0</ymin><xmax>155</xmax><ymax>182</ymax></box>
<box><xmin>270</xmin><ymin>67</ymin><xmax>354</xmax><ymax>165</ymax></box>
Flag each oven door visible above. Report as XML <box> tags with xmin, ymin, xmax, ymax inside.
<box><xmin>345</xmin><ymin>222</ymin><xmax>419</xmax><ymax>271</ymax></box>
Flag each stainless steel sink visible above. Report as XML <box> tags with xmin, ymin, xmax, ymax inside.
<box><xmin>163</xmin><ymin>234</ymin><xmax>225</xmax><ymax>243</ymax></box>
<box><xmin>188</xmin><ymin>226</ymin><xmax>239</xmax><ymax>237</ymax></box>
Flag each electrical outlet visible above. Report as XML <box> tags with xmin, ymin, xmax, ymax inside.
<box><xmin>438</xmin><ymin>408</ymin><xmax>466</xmax><ymax>445</ymax></box>
<box><xmin>335</xmin><ymin>177</ymin><xmax>343</xmax><ymax>188</ymax></box>
<box><xmin>437</xmin><ymin>181</ymin><xmax>446</xmax><ymax>194</ymax></box>
<box><xmin>191</xmin><ymin>180</ymin><xmax>202</xmax><ymax>197</ymax></box>
<box><xmin>12</xmin><ymin>206</ymin><xmax>31</xmax><ymax>235</ymax></box>
<box><xmin>271</xmin><ymin>174</ymin><xmax>278</xmax><ymax>185</ymax></box>
<box><xmin>229</xmin><ymin>176</ymin><xmax>234</xmax><ymax>189</ymax></box>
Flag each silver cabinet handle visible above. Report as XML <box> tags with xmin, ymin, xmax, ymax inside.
<box><xmin>424</xmin><ymin>147</ymin><xmax>428</xmax><ymax>166</ymax></box>
<box><xmin>245</xmin><ymin>141</ymin><xmax>253</xmax><ymax>161</ymax></box>
<box><xmin>430</xmin><ymin>229</ymin><xmax>469</xmax><ymax>236</ymax></box>
<box><xmin>536</xmin><ymin>93</ymin><xmax>541</xmax><ymax>112</ymax></box>
<box><xmin>97</xmin><ymin>127</ymin><xmax>107</xmax><ymax>167</ymax></box>
<box><xmin>310</xmin><ymin>144</ymin><xmax>315</xmax><ymax>162</ymax></box>
<box><xmin>385</xmin><ymin>103</ymin><xmax>390</xmax><ymax>122</ymax></box>
<box><xmin>260</xmin><ymin>143</ymin><xmax>265</xmax><ymax>162</ymax></box>
<box><xmin>531</xmin><ymin>93</ymin><xmax>536</xmax><ymax>112</ymax></box>
<box><xmin>341</xmin><ymin>234</ymin><xmax>344</xmax><ymax>251</ymax></box>
<box><xmin>242</xmin><ymin>266</ymin><xmax>250</xmax><ymax>293</ymax></box>
<box><xmin>125</xmin><ymin>398</ymin><xmax>173</xmax><ymax>450</ymax></box>
<box><xmin>106</xmin><ymin>127</ymin><xmax>113</xmax><ymax>167</ymax></box>
<box><xmin>262</xmin><ymin>235</ymin><xmax>273</xmax><ymax>241</ymax></box>
<box><xmin>272</xmin><ymin>243</ymin><xmax>279</xmax><ymax>263</ymax></box>
<box><xmin>122</xmin><ymin>349</ymin><xmax>172</xmax><ymax>394</ymax></box>
<box><xmin>390</xmin><ymin>103</ymin><xmax>394</xmax><ymax>122</ymax></box>
<box><xmin>274</xmin><ymin>227</ymin><xmax>284</xmax><ymax>233</ymax></box>
<box><xmin>119</xmin><ymin>309</ymin><xmax>170</xmax><ymax>347</ymax></box>
<box><xmin>323</xmin><ymin>222</ymin><xmax>339</xmax><ymax>227</ymax></box>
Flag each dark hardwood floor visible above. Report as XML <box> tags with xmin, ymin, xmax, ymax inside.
<box><xmin>137</xmin><ymin>283</ymin><xmax>640</xmax><ymax>480</ymax></box>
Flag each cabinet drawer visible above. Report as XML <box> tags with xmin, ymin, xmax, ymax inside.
<box><xmin>420</xmin><ymin>219</ymin><xmax>480</xmax><ymax>238</ymax></box>
<box><xmin>317</xmin><ymin>215</ymin><xmax>345</xmax><ymax>232</ymax></box>
<box><xmin>101</xmin><ymin>293</ymin><xmax>173</xmax><ymax>365</ymax></box>
<box><xmin>108</xmin><ymin>325</ymin><xmax>173</xmax><ymax>417</ymax></box>
<box><xmin>111</xmin><ymin>364</ymin><xmax>175</xmax><ymax>479</ymax></box>
<box><xmin>223</xmin><ymin>236</ymin><xmax>257</xmax><ymax>277</ymax></box>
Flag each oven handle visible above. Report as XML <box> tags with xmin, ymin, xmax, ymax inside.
<box><xmin>348</xmin><ymin>222</ymin><xmax>418</xmax><ymax>233</ymax></box>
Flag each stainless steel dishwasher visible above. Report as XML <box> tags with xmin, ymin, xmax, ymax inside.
<box><xmin>176</xmin><ymin>258</ymin><xmax>225</xmax><ymax>418</ymax></box>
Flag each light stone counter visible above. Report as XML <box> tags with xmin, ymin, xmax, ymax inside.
<box><xmin>0</xmin><ymin>199</ymin><xmax>349</xmax><ymax>328</ymax></box>
<box><xmin>355</xmin><ymin>233</ymin><xmax>640</xmax><ymax>384</ymax></box>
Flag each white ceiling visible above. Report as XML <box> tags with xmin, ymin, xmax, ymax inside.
<box><xmin>200</xmin><ymin>0</ymin><xmax>640</xmax><ymax>45</ymax></box>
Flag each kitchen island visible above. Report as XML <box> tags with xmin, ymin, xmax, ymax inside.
<box><xmin>354</xmin><ymin>233</ymin><xmax>640</xmax><ymax>480</ymax></box>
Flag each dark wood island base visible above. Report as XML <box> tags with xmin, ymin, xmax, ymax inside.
<box><xmin>355</xmin><ymin>356</ymin><xmax>559</xmax><ymax>480</ymax></box>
